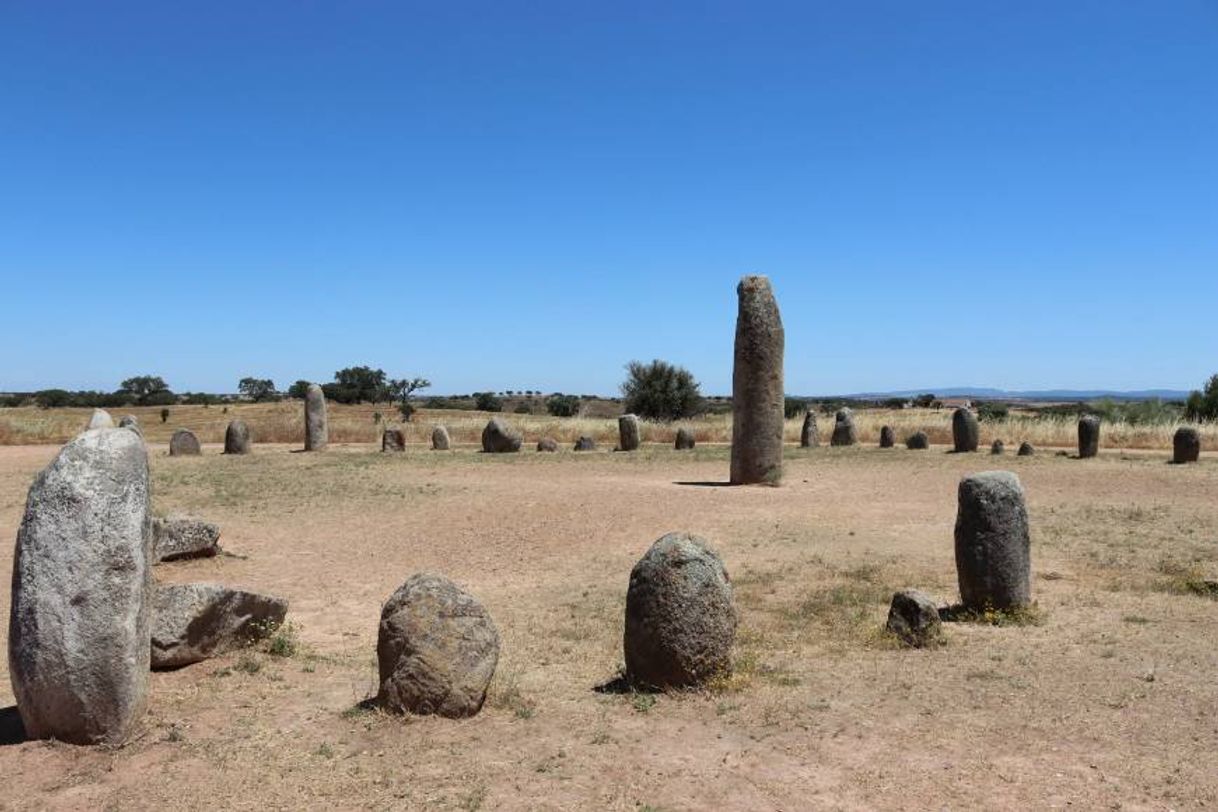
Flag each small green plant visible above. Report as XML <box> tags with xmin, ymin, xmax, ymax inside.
<box><xmin>941</xmin><ymin>603</ymin><xmax>1045</xmax><ymax>626</ymax></box>
<box><xmin>235</xmin><ymin>653</ymin><xmax>261</xmax><ymax>674</ymax></box>
<box><xmin>372</xmin><ymin>411</ymin><xmax>382</xmax><ymax>423</ymax></box>
<box><xmin>315</xmin><ymin>742</ymin><xmax>335</xmax><ymax>759</ymax></box>
<box><xmin>264</xmin><ymin>622</ymin><xmax>300</xmax><ymax>657</ymax></box>
<box><xmin>630</xmin><ymin>692</ymin><xmax>656</xmax><ymax>713</ymax></box>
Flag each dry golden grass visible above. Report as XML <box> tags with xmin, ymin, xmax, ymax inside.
<box><xmin>0</xmin><ymin>402</ymin><xmax>1214</xmax><ymax>451</ymax></box>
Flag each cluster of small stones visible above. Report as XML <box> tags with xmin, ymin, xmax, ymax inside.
<box><xmin>729</xmin><ymin>275</ymin><xmax>784</xmax><ymax>484</ymax></box>
<box><xmin>831</xmin><ymin>409</ymin><xmax>857</xmax><ymax>447</ymax></box>
<box><xmin>9</xmin><ymin>427</ymin><xmax>287</xmax><ymax>744</ymax></box>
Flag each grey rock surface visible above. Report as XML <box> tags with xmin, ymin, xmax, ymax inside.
<box><xmin>304</xmin><ymin>383</ymin><xmax>328</xmax><ymax>451</ymax></box>
<box><xmin>954</xmin><ymin>471</ymin><xmax>1031</xmax><ymax>611</ymax></box>
<box><xmin>481</xmin><ymin>418</ymin><xmax>522</xmax><ymax>453</ymax></box>
<box><xmin>152</xmin><ymin>516</ymin><xmax>221</xmax><ymax>562</ymax></box>
<box><xmin>151</xmin><ymin>583</ymin><xmax>288</xmax><ymax>669</ymax></box>
<box><xmin>730</xmin><ymin>276</ymin><xmax>784</xmax><ymax>484</ymax></box>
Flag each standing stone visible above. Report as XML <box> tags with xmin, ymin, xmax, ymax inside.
<box><xmin>9</xmin><ymin>428</ymin><xmax>151</xmax><ymax>744</ymax></box>
<box><xmin>991</xmin><ymin>439</ymin><xmax>1005</xmax><ymax>455</ymax></box>
<box><xmin>618</xmin><ymin>414</ymin><xmax>641</xmax><ymax>452</ymax></box>
<box><xmin>885</xmin><ymin>589</ymin><xmax>943</xmax><ymax>648</ymax></box>
<box><xmin>376</xmin><ymin>573</ymin><xmax>500</xmax><ymax>718</ymax></box>
<box><xmin>879</xmin><ymin>425</ymin><xmax>896</xmax><ymax>448</ymax></box>
<box><xmin>87</xmin><ymin>408</ymin><xmax>114</xmax><ymax>430</ymax></box>
<box><xmin>224</xmin><ymin>419</ymin><xmax>251</xmax><ymax>454</ymax></box>
<box><xmin>952</xmin><ymin>408</ymin><xmax>979</xmax><ymax>453</ymax></box>
<box><xmin>536</xmin><ymin>437</ymin><xmax>558</xmax><ymax>452</ymax></box>
<box><xmin>831</xmin><ymin>409</ymin><xmax>857</xmax><ymax>446</ymax></box>
<box><xmin>1173</xmin><ymin>427</ymin><xmax>1201</xmax><ymax>464</ymax></box>
<box><xmin>382</xmin><ymin>428</ymin><xmax>406</xmax><ymax>452</ymax></box>
<box><xmin>151</xmin><ymin>583</ymin><xmax>288</xmax><ymax>669</ymax></box>
<box><xmin>304</xmin><ymin>383</ymin><xmax>328</xmax><ymax>451</ymax></box>
<box><xmin>481</xmin><ymin>417</ymin><xmax>522</xmax><ymax>453</ymax></box>
<box><xmin>730</xmin><ymin>276</ymin><xmax>784</xmax><ymax>485</ymax></box>
<box><xmin>431</xmin><ymin>426</ymin><xmax>451</xmax><ymax>451</ymax></box>
<box><xmin>574</xmin><ymin>436</ymin><xmax>596</xmax><ymax>451</ymax></box>
<box><xmin>675</xmin><ymin>428</ymin><xmax>696</xmax><ymax>450</ymax></box>
<box><xmin>169</xmin><ymin>428</ymin><xmax>201</xmax><ymax>456</ymax></box>
<box><xmin>118</xmin><ymin>415</ymin><xmax>141</xmax><ymax>437</ymax></box>
<box><xmin>624</xmin><ymin>533</ymin><xmax>737</xmax><ymax>689</ymax></box>
<box><xmin>800</xmin><ymin>412</ymin><xmax>819</xmax><ymax>448</ymax></box>
<box><xmin>1017</xmin><ymin>441</ymin><xmax>1035</xmax><ymax>457</ymax></box>
<box><xmin>1078</xmin><ymin>415</ymin><xmax>1100</xmax><ymax>459</ymax></box>
<box><xmin>152</xmin><ymin>516</ymin><xmax>221</xmax><ymax>562</ymax></box>
<box><xmin>906</xmin><ymin>431</ymin><xmax>930</xmax><ymax>450</ymax></box>
<box><xmin>954</xmin><ymin>471</ymin><xmax>1031</xmax><ymax>611</ymax></box>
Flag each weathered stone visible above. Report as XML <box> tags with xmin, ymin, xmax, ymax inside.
<box><xmin>481</xmin><ymin>418</ymin><xmax>522</xmax><ymax>452</ymax></box>
<box><xmin>382</xmin><ymin>428</ymin><xmax>406</xmax><ymax>452</ymax></box>
<box><xmin>224</xmin><ymin>420</ymin><xmax>251</xmax><ymax>454</ymax></box>
<box><xmin>118</xmin><ymin>415</ymin><xmax>141</xmax><ymax>436</ymax></box>
<box><xmin>376</xmin><ymin>573</ymin><xmax>500</xmax><ymax>718</ymax></box>
<box><xmin>879</xmin><ymin>425</ymin><xmax>896</xmax><ymax>448</ymax></box>
<box><xmin>991</xmin><ymin>439</ymin><xmax>1005</xmax><ymax>455</ymax></box>
<box><xmin>536</xmin><ymin>437</ymin><xmax>558</xmax><ymax>452</ymax></box>
<box><xmin>1078</xmin><ymin>415</ymin><xmax>1100</xmax><ymax>459</ymax></box>
<box><xmin>169</xmin><ymin>428</ymin><xmax>201</xmax><ymax>456</ymax></box>
<box><xmin>831</xmin><ymin>409</ymin><xmax>857</xmax><ymax>447</ymax></box>
<box><xmin>954</xmin><ymin>471</ymin><xmax>1031</xmax><ymax>611</ymax></box>
<box><xmin>624</xmin><ymin>532</ymin><xmax>737</xmax><ymax>689</ymax></box>
<box><xmin>152</xmin><ymin>516</ymin><xmax>221</xmax><ymax>562</ymax></box>
<box><xmin>618</xmin><ymin>414</ymin><xmax>641</xmax><ymax>452</ymax></box>
<box><xmin>574</xmin><ymin>436</ymin><xmax>596</xmax><ymax>451</ymax></box>
<box><xmin>1017</xmin><ymin>442</ymin><xmax>1035</xmax><ymax>457</ymax></box>
<box><xmin>885</xmin><ymin>589</ymin><xmax>943</xmax><ymax>647</ymax></box>
<box><xmin>800</xmin><ymin>412</ymin><xmax>819</xmax><ymax>448</ymax></box>
<box><xmin>151</xmin><ymin>583</ymin><xmax>288</xmax><ymax>669</ymax></box>
<box><xmin>9</xmin><ymin>428</ymin><xmax>151</xmax><ymax>744</ymax></box>
<box><xmin>730</xmin><ymin>276</ymin><xmax>784</xmax><ymax>484</ymax></box>
<box><xmin>87</xmin><ymin>408</ymin><xmax>114</xmax><ymax>430</ymax></box>
<box><xmin>675</xmin><ymin>428</ymin><xmax>696</xmax><ymax>450</ymax></box>
<box><xmin>304</xmin><ymin>383</ymin><xmax>328</xmax><ymax>451</ymax></box>
<box><xmin>1174</xmin><ymin>427</ymin><xmax>1201</xmax><ymax>464</ymax></box>
<box><xmin>431</xmin><ymin>426</ymin><xmax>451</xmax><ymax>451</ymax></box>
<box><xmin>952</xmin><ymin>408</ymin><xmax>979</xmax><ymax>453</ymax></box>
<box><xmin>906</xmin><ymin>431</ymin><xmax>930</xmax><ymax>450</ymax></box>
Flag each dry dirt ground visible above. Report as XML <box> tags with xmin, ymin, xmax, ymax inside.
<box><xmin>1</xmin><ymin>441</ymin><xmax>1216</xmax><ymax>811</ymax></box>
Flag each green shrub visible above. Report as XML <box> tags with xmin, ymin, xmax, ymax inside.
<box><xmin>474</xmin><ymin>392</ymin><xmax>503</xmax><ymax>412</ymax></box>
<box><xmin>976</xmin><ymin>402</ymin><xmax>1009</xmax><ymax>422</ymax></box>
<box><xmin>546</xmin><ymin>394</ymin><xmax>580</xmax><ymax>417</ymax></box>
<box><xmin>620</xmin><ymin>359</ymin><xmax>704</xmax><ymax>420</ymax></box>
<box><xmin>783</xmin><ymin>398</ymin><xmax>807</xmax><ymax>419</ymax></box>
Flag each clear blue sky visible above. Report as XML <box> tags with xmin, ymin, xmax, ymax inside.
<box><xmin>2</xmin><ymin>2</ymin><xmax>1215</xmax><ymax>396</ymax></box>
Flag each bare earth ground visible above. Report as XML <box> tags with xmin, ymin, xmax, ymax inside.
<box><xmin>1</xmin><ymin>442</ymin><xmax>1216</xmax><ymax>811</ymax></box>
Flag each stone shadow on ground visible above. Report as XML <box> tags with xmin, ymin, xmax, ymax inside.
<box><xmin>672</xmin><ymin>481</ymin><xmax>736</xmax><ymax>487</ymax></box>
<box><xmin>0</xmin><ymin>706</ymin><xmax>26</xmax><ymax>746</ymax></box>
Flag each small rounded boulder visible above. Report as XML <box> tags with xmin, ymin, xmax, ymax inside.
<box><xmin>624</xmin><ymin>532</ymin><xmax>737</xmax><ymax>689</ymax></box>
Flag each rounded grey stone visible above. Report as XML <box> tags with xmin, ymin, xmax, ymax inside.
<box><xmin>1017</xmin><ymin>441</ymin><xmax>1035</xmax><ymax>457</ymax></box>
<box><xmin>730</xmin><ymin>276</ymin><xmax>784</xmax><ymax>484</ymax></box>
<box><xmin>431</xmin><ymin>426</ymin><xmax>451</xmax><ymax>451</ymax></box>
<box><xmin>382</xmin><ymin>428</ymin><xmax>406</xmax><ymax>452</ymax></box>
<box><xmin>376</xmin><ymin>573</ymin><xmax>500</xmax><ymax>718</ymax></box>
<box><xmin>536</xmin><ymin>437</ymin><xmax>558</xmax><ymax>452</ymax></box>
<box><xmin>879</xmin><ymin>425</ymin><xmax>896</xmax><ymax>448</ymax></box>
<box><xmin>952</xmin><ymin>408</ymin><xmax>979</xmax><ymax>453</ymax></box>
<box><xmin>886</xmin><ymin>589</ymin><xmax>943</xmax><ymax>647</ymax></box>
<box><xmin>87</xmin><ymin>408</ymin><xmax>114</xmax><ymax>430</ymax></box>
<box><xmin>831</xmin><ymin>409</ymin><xmax>858</xmax><ymax>447</ymax></box>
<box><xmin>481</xmin><ymin>418</ymin><xmax>522</xmax><ymax>452</ymax></box>
<box><xmin>152</xmin><ymin>515</ymin><xmax>221</xmax><ymax>562</ymax></box>
<box><xmin>624</xmin><ymin>532</ymin><xmax>737</xmax><ymax>689</ymax></box>
<box><xmin>224</xmin><ymin>420</ymin><xmax>251</xmax><ymax>454</ymax></box>
<box><xmin>1173</xmin><ymin>427</ymin><xmax>1200</xmax><ymax>464</ymax></box>
<box><xmin>304</xmin><ymin>383</ymin><xmax>328</xmax><ymax>451</ymax></box>
<box><xmin>9</xmin><ymin>428</ymin><xmax>151</xmax><ymax>744</ymax></box>
<box><xmin>574</xmin><ymin>436</ymin><xmax>596</xmax><ymax>451</ymax></box>
<box><xmin>799</xmin><ymin>412</ymin><xmax>819</xmax><ymax>448</ymax></box>
<box><xmin>1078</xmin><ymin>415</ymin><xmax>1100</xmax><ymax>459</ymax></box>
<box><xmin>906</xmin><ymin>431</ymin><xmax>930</xmax><ymax>450</ymax></box>
<box><xmin>991</xmin><ymin>439</ymin><xmax>1005</xmax><ymax>455</ymax></box>
<box><xmin>675</xmin><ymin>428</ymin><xmax>696</xmax><ymax>450</ymax></box>
<box><xmin>954</xmin><ymin>471</ymin><xmax>1031</xmax><ymax>611</ymax></box>
<box><xmin>169</xmin><ymin>428</ymin><xmax>201</xmax><ymax>456</ymax></box>
<box><xmin>618</xmin><ymin>414</ymin><xmax>641</xmax><ymax>452</ymax></box>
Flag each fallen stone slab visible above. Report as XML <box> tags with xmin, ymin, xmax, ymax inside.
<box><xmin>151</xmin><ymin>582</ymin><xmax>288</xmax><ymax>669</ymax></box>
<box><xmin>153</xmin><ymin>516</ymin><xmax>221</xmax><ymax>562</ymax></box>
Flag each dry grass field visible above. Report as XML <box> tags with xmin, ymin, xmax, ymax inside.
<box><xmin>1</xmin><ymin>402</ymin><xmax>1213</xmax><ymax>451</ymax></box>
<box><xmin>1</xmin><ymin>439</ymin><xmax>1216</xmax><ymax>810</ymax></box>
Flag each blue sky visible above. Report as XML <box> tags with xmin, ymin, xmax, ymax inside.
<box><xmin>2</xmin><ymin>2</ymin><xmax>1215</xmax><ymax>396</ymax></box>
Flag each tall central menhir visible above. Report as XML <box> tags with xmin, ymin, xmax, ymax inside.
<box><xmin>730</xmin><ymin>275</ymin><xmax>784</xmax><ymax>485</ymax></box>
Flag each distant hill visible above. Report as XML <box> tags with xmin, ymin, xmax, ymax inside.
<box><xmin>822</xmin><ymin>387</ymin><xmax>1191</xmax><ymax>402</ymax></box>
